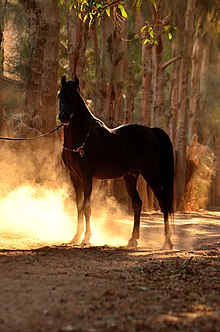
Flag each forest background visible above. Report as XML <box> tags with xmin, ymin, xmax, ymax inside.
<box><xmin>0</xmin><ymin>0</ymin><xmax>219</xmax><ymax>212</ymax></box>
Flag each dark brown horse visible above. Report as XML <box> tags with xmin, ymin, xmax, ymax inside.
<box><xmin>58</xmin><ymin>76</ymin><xmax>174</xmax><ymax>249</ymax></box>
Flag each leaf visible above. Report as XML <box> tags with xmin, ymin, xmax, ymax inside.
<box><xmin>95</xmin><ymin>2</ymin><xmax>102</xmax><ymax>9</ymax></box>
<box><xmin>83</xmin><ymin>14</ymin><xmax>88</xmax><ymax>22</ymax></box>
<box><xmin>106</xmin><ymin>6</ymin><xmax>111</xmax><ymax>17</ymax></box>
<box><xmin>57</xmin><ymin>0</ymin><xmax>65</xmax><ymax>6</ymax></box>
<box><xmin>140</xmin><ymin>25</ymin><xmax>147</xmax><ymax>34</ymax></box>
<box><xmin>135</xmin><ymin>0</ymin><xmax>142</xmax><ymax>10</ymax></box>
<box><xmin>143</xmin><ymin>38</ymin><xmax>150</xmax><ymax>45</ymax></box>
<box><xmin>118</xmin><ymin>4</ymin><xmax>128</xmax><ymax>19</ymax></box>
<box><xmin>148</xmin><ymin>27</ymin><xmax>155</xmax><ymax>39</ymax></box>
<box><xmin>168</xmin><ymin>32</ymin><xmax>173</xmax><ymax>40</ymax></box>
<box><xmin>150</xmin><ymin>0</ymin><xmax>157</xmax><ymax>10</ymax></box>
<box><xmin>163</xmin><ymin>25</ymin><xmax>170</xmax><ymax>32</ymax></box>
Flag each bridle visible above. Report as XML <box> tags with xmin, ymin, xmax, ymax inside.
<box><xmin>63</xmin><ymin>117</ymin><xmax>92</xmax><ymax>158</ymax></box>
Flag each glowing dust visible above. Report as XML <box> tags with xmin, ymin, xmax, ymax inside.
<box><xmin>0</xmin><ymin>185</ymin><xmax>132</xmax><ymax>250</ymax></box>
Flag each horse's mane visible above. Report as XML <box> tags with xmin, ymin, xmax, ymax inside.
<box><xmin>80</xmin><ymin>95</ymin><xmax>112</xmax><ymax>133</ymax></box>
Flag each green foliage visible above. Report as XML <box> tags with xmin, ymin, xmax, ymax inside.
<box><xmin>163</xmin><ymin>24</ymin><xmax>177</xmax><ymax>41</ymax></box>
<box><xmin>58</xmin><ymin>0</ymin><xmax>127</xmax><ymax>28</ymax></box>
<box><xmin>137</xmin><ymin>21</ymin><xmax>177</xmax><ymax>46</ymax></box>
<box><xmin>58</xmin><ymin>0</ymin><xmax>176</xmax><ymax>45</ymax></box>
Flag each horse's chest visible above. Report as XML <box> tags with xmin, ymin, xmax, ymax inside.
<box><xmin>62</xmin><ymin>150</ymin><xmax>81</xmax><ymax>172</ymax></box>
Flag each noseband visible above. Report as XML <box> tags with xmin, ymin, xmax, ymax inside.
<box><xmin>61</xmin><ymin>112</ymin><xmax>74</xmax><ymax>126</ymax></box>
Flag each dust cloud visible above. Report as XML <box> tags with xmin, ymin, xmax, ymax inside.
<box><xmin>0</xmin><ymin>142</ymin><xmax>132</xmax><ymax>250</ymax></box>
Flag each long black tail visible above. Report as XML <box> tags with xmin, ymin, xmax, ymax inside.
<box><xmin>152</xmin><ymin>127</ymin><xmax>174</xmax><ymax>214</ymax></box>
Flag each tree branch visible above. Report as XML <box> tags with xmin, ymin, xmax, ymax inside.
<box><xmin>162</xmin><ymin>55</ymin><xmax>181</xmax><ymax>70</ymax></box>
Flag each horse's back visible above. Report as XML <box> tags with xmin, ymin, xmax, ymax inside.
<box><xmin>115</xmin><ymin>124</ymin><xmax>161</xmax><ymax>156</ymax></box>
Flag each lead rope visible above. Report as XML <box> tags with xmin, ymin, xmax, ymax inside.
<box><xmin>0</xmin><ymin>124</ymin><xmax>63</xmax><ymax>141</ymax></box>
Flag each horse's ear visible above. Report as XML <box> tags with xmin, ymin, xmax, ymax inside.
<box><xmin>61</xmin><ymin>75</ymin><xmax>66</xmax><ymax>86</ymax></box>
<box><xmin>73</xmin><ymin>76</ymin><xmax>79</xmax><ymax>88</ymax></box>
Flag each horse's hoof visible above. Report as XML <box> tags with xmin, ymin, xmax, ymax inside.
<box><xmin>162</xmin><ymin>240</ymin><xmax>173</xmax><ymax>250</ymax></box>
<box><xmin>81</xmin><ymin>237</ymin><xmax>91</xmax><ymax>246</ymax></box>
<box><xmin>69</xmin><ymin>235</ymin><xmax>81</xmax><ymax>245</ymax></box>
<box><xmin>81</xmin><ymin>241</ymin><xmax>91</xmax><ymax>247</ymax></box>
<box><xmin>127</xmin><ymin>238</ymin><xmax>138</xmax><ymax>248</ymax></box>
<box><xmin>81</xmin><ymin>239</ymin><xmax>91</xmax><ymax>246</ymax></box>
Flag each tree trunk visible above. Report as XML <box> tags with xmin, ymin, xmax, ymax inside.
<box><xmin>0</xmin><ymin>24</ymin><xmax>3</xmax><ymax>134</ymax></box>
<box><xmin>108</xmin><ymin>29</ymin><xmax>126</xmax><ymax>126</ymax></box>
<box><xmin>199</xmin><ymin>43</ymin><xmax>210</xmax><ymax>141</ymax></box>
<box><xmin>19</xmin><ymin>0</ymin><xmax>48</xmax><ymax>118</ymax></box>
<box><xmin>152</xmin><ymin>35</ymin><xmax>164</xmax><ymax>128</ymax></box>
<box><xmin>93</xmin><ymin>17</ymin><xmax>110</xmax><ymax>121</ymax></box>
<box><xmin>170</xmin><ymin>34</ymin><xmax>181</xmax><ymax>147</ymax></box>
<box><xmin>141</xmin><ymin>41</ymin><xmax>153</xmax><ymax>127</ymax></box>
<box><xmin>67</xmin><ymin>9</ymin><xmax>89</xmax><ymax>90</ymax></box>
<box><xmin>40</xmin><ymin>0</ymin><xmax>60</xmax><ymax>182</ymax></box>
<box><xmin>2</xmin><ymin>3</ymin><xmax>20</xmax><ymax>81</ymax></box>
<box><xmin>175</xmin><ymin>0</ymin><xmax>196</xmax><ymax>210</ymax></box>
<box><xmin>188</xmin><ymin>14</ymin><xmax>205</xmax><ymax>142</ymax></box>
<box><xmin>41</xmin><ymin>0</ymin><xmax>60</xmax><ymax>132</ymax></box>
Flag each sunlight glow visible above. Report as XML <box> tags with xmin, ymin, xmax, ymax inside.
<box><xmin>0</xmin><ymin>185</ymin><xmax>74</xmax><ymax>247</ymax></box>
<box><xmin>0</xmin><ymin>185</ymin><xmax>132</xmax><ymax>249</ymax></box>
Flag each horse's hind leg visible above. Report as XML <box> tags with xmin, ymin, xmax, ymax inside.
<box><xmin>153</xmin><ymin>188</ymin><xmax>173</xmax><ymax>249</ymax></box>
<box><xmin>163</xmin><ymin>211</ymin><xmax>173</xmax><ymax>250</ymax></box>
<box><xmin>124</xmin><ymin>173</ymin><xmax>142</xmax><ymax>248</ymax></box>
<box><xmin>142</xmin><ymin>176</ymin><xmax>173</xmax><ymax>250</ymax></box>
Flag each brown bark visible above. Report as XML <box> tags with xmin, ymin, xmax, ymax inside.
<box><xmin>0</xmin><ymin>24</ymin><xmax>3</xmax><ymax>134</ymax></box>
<box><xmin>141</xmin><ymin>41</ymin><xmax>153</xmax><ymax>127</ymax></box>
<box><xmin>19</xmin><ymin>0</ymin><xmax>48</xmax><ymax>117</ymax></box>
<box><xmin>199</xmin><ymin>43</ymin><xmax>210</xmax><ymax>136</ymax></box>
<box><xmin>152</xmin><ymin>35</ymin><xmax>164</xmax><ymax>128</ymax></box>
<box><xmin>188</xmin><ymin>14</ymin><xmax>205</xmax><ymax>142</ymax></box>
<box><xmin>107</xmin><ymin>29</ymin><xmax>125</xmax><ymax>126</ymax></box>
<box><xmin>95</xmin><ymin>20</ymin><xmax>127</xmax><ymax>127</ymax></box>
<box><xmin>136</xmin><ymin>7</ymin><xmax>153</xmax><ymax>127</ymax></box>
<box><xmin>124</xmin><ymin>67</ymin><xmax>135</xmax><ymax>124</ymax></box>
<box><xmin>93</xmin><ymin>17</ymin><xmax>110</xmax><ymax>121</ymax></box>
<box><xmin>2</xmin><ymin>3</ymin><xmax>20</xmax><ymax>81</ymax></box>
<box><xmin>41</xmin><ymin>0</ymin><xmax>60</xmax><ymax>132</ymax></box>
<box><xmin>67</xmin><ymin>9</ymin><xmax>89</xmax><ymax>90</ymax></box>
<box><xmin>175</xmin><ymin>0</ymin><xmax>196</xmax><ymax>210</ymax></box>
<box><xmin>170</xmin><ymin>35</ymin><xmax>181</xmax><ymax>147</ymax></box>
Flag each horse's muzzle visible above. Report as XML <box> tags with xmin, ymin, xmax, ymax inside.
<box><xmin>59</xmin><ymin>112</ymin><xmax>73</xmax><ymax>126</ymax></box>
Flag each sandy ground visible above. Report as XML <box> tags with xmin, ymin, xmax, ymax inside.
<box><xmin>0</xmin><ymin>211</ymin><xmax>220</xmax><ymax>332</ymax></box>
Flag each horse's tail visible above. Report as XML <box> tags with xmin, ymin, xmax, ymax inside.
<box><xmin>152</xmin><ymin>127</ymin><xmax>174</xmax><ymax>215</ymax></box>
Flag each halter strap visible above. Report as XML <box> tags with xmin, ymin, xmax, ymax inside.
<box><xmin>63</xmin><ymin>118</ymin><xmax>92</xmax><ymax>158</ymax></box>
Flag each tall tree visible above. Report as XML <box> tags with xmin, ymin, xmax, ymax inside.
<box><xmin>67</xmin><ymin>7</ymin><xmax>89</xmax><ymax>90</ymax></box>
<box><xmin>19</xmin><ymin>0</ymin><xmax>48</xmax><ymax>121</ymax></box>
<box><xmin>41</xmin><ymin>0</ymin><xmax>60</xmax><ymax>132</ymax></box>
<box><xmin>175</xmin><ymin>0</ymin><xmax>196</xmax><ymax>210</ymax></box>
<box><xmin>0</xmin><ymin>22</ymin><xmax>3</xmax><ymax>134</ymax></box>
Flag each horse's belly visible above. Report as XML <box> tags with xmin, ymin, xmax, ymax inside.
<box><xmin>93</xmin><ymin>160</ymin><xmax>133</xmax><ymax>179</ymax></box>
<box><xmin>94</xmin><ymin>171</ymin><xmax>125</xmax><ymax>179</ymax></box>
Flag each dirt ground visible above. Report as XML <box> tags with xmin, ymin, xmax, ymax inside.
<box><xmin>0</xmin><ymin>211</ymin><xmax>220</xmax><ymax>332</ymax></box>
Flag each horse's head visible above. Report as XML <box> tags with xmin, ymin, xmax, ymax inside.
<box><xmin>58</xmin><ymin>76</ymin><xmax>81</xmax><ymax>126</ymax></box>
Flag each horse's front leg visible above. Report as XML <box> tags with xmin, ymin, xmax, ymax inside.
<box><xmin>70</xmin><ymin>173</ymin><xmax>84</xmax><ymax>245</ymax></box>
<box><xmin>124</xmin><ymin>174</ymin><xmax>142</xmax><ymax>248</ymax></box>
<box><xmin>81</xmin><ymin>176</ymin><xmax>92</xmax><ymax>245</ymax></box>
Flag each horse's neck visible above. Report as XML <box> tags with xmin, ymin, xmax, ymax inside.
<box><xmin>64</xmin><ymin>98</ymin><xmax>92</xmax><ymax>149</ymax></box>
